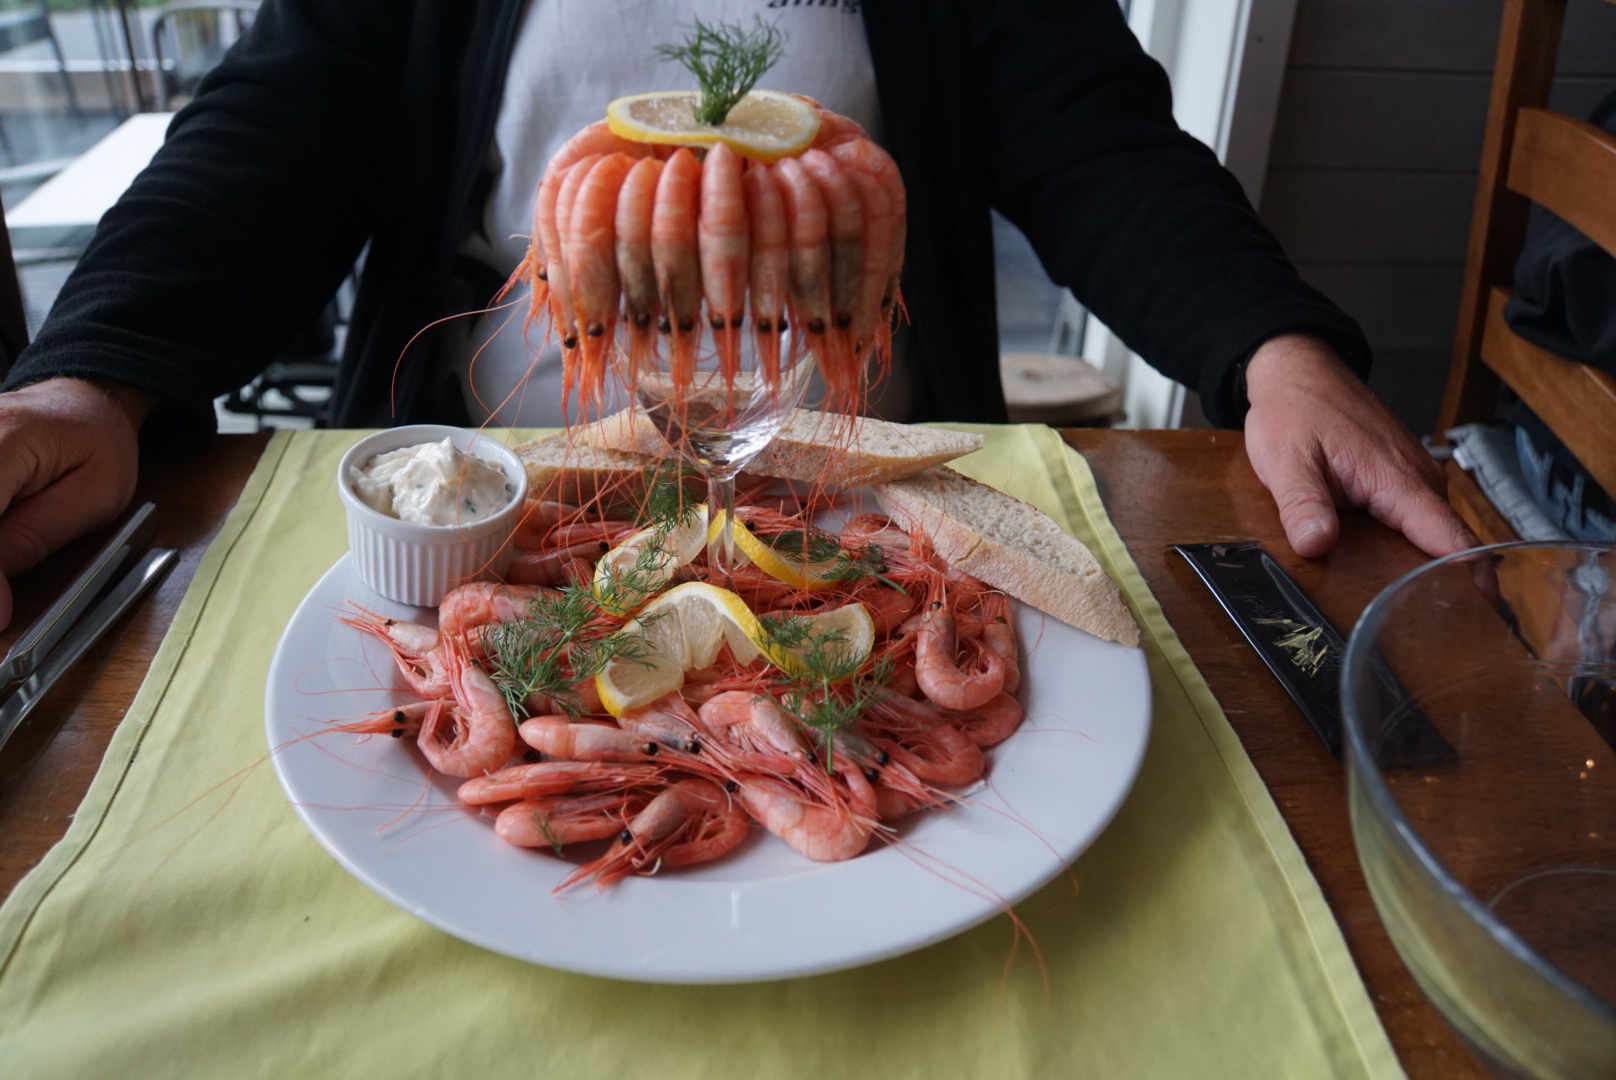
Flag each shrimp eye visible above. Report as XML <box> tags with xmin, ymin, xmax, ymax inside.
<box><xmin>619</xmin><ymin>830</ymin><xmax>633</xmax><ymax>844</ymax></box>
<box><xmin>678</xmin><ymin>317</ymin><xmax>695</xmax><ymax>333</ymax></box>
<box><xmin>757</xmin><ymin>319</ymin><xmax>772</xmax><ymax>333</ymax></box>
<box><xmin>834</xmin><ymin>314</ymin><xmax>852</xmax><ymax>330</ymax></box>
<box><xmin>711</xmin><ymin>316</ymin><xmax>725</xmax><ymax>331</ymax></box>
<box><xmin>807</xmin><ymin>318</ymin><xmax>825</xmax><ymax>334</ymax></box>
<box><xmin>864</xmin><ymin>767</ymin><xmax>880</xmax><ymax>784</ymax></box>
<box><xmin>635</xmin><ymin>312</ymin><xmax>652</xmax><ymax>327</ymax></box>
<box><xmin>657</xmin><ymin>316</ymin><xmax>672</xmax><ymax>333</ymax></box>
<box><xmin>536</xmin><ymin>268</ymin><xmax>548</xmax><ymax>281</ymax></box>
<box><xmin>563</xmin><ymin>334</ymin><xmax>578</xmax><ymax>349</ymax></box>
<box><xmin>392</xmin><ymin>710</ymin><xmax>406</xmax><ymax>725</ymax></box>
<box><xmin>876</xmin><ymin>750</ymin><xmax>890</xmax><ymax>766</ymax></box>
<box><xmin>524</xmin><ymin>749</ymin><xmax>543</xmax><ymax>763</ymax></box>
<box><xmin>778</xmin><ymin>317</ymin><xmax>788</xmax><ymax>332</ymax></box>
<box><xmin>730</xmin><ymin>311</ymin><xmax>744</xmax><ymax>327</ymax></box>
<box><xmin>644</xmin><ymin>743</ymin><xmax>659</xmax><ymax>755</ymax></box>
<box><xmin>805</xmin><ymin>749</ymin><xmax>817</xmax><ymax>764</ymax></box>
<box><xmin>881</xmin><ymin>297</ymin><xmax>891</xmax><ymax>309</ymax></box>
<box><xmin>586</xmin><ymin>323</ymin><xmax>604</xmax><ymax>337</ymax></box>
<box><xmin>724</xmin><ymin>780</ymin><xmax>739</xmax><ymax>793</ymax></box>
<box><xmin>390</xmin><ymin>729</ymin><xmax>403</xmax><ymax>739</ymax></box>
<box><xmin>687</xmin><ymin>739</ymin><xmax>703</xmax><ymax>754</ymax></box>
<box><xmin>931</xmin><ymin>601</ymin><xmax>942</xmax><ymax>609</ymax></box>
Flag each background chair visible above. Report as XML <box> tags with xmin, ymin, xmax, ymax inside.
<box><xmin>150</xmin><ymin>0</ymin><xmax>257</xmax><ymax>110</ymax></box>
<box><xmin>1435</xmin><ymin>0</ymin><xmax>1616</xmax><ymax>544</ymax></box>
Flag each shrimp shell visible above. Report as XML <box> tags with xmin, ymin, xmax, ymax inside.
<box><xmin>742</xmin><ymin>162</ymin><xmax>790</xmax><ymax>388</ymax></box>
<box><xmin>615</xmin><ymin>156</ymin><xmax>663</xmax><ymax>386</ymax></box>
<box><xmin>698</xmin><ymin>142</ymin><xmax>749</xmax><ymax>386</ymax></box>
<box><xmin>773</xmin><ymin>156</ymin><xmax>832</xmax><ymax>370</ymax></box>
<box><xmin>566</xmin><ymin>152</ymin><xmax>636</xmax><ymax>410</ymax></box>
<box><xmin>652</xmin><ymin>148</ymin><xmax>703</xmax><ymax>391</ymax></box>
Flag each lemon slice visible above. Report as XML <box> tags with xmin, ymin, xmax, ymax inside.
<box><xmin>593</xmin><ymin>506</ymin><xmax>709</xmax><ymax>613</ymax></box>
<box><xmin>729</xmin><ymin>520</ymin><xmax>844</xmax><ymax>591</ymax></box>
<box><xmin>759</xmin><ymin>603</ymin><xmax>875</xmax><ymax>679</ymax></box>
<box><xmin>605</xmin><ymin>90</ymin><xmax>819</xmax><ymax>162</ymax></box>
<box><xmin>596</xmin><ymin>582</ymin><xmax>763</xmax><ymax>716</ymax></box>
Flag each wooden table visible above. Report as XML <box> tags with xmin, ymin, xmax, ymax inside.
<box><xmin>0</xmin><ymin>429</ymin><xmax>1485</xmax><ymax>1079</ymax></box>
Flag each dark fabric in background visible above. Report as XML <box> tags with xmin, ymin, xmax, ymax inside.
<box><xmin>4</xmin><ymin>0</ymin><xmax>1368</xmax><ymax>440</ymax></box>
<box><xmin>1504</xmin><ymin>83</ymin><xmax>1616</xmax><ymax>503</ymax></box>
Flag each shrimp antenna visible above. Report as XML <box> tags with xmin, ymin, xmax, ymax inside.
<box><xmin>654</xmin><ymin>16</ymin><xmax>787</xmax><ymax>125</ymax></box>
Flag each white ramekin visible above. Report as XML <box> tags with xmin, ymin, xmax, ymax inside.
<box><xmin>336</xmin><ymin>424</ymin><xmax>529</xmax><ymax>608</ymax></box>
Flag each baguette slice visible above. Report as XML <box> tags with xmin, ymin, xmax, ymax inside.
<box><xmin>515</xmin><ymin>432</ymin><xmax>659</xmax><ymax>503</ymax></box>
<box><xmin>573</xmin><ymin>406</ymin><xmax>984</xmax><ymax>486</ymax></box>
<box><xmin>874</xmin><ymin>466</ymin><xmax>1140</xmax><ymax>647</ymax></box>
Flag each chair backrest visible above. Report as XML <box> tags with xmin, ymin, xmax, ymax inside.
<box><xmin>1436</xmin><ymin>0</ymin><xmax>1616</xmax><ymax>539</ymax></box>
<box><xmin>151</xmin><ymin>1</ymin><xmax>259</xmax><ymax>109</ymax></box>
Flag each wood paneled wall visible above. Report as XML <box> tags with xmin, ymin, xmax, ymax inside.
<box><xmin>1259</xmin><ymin>0</ymin><xmax>1616</xmax><ymax>436</ymax></box>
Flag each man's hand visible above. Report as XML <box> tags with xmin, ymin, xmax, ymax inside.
<box><xmin>1243</xmin><ymin>334</ymin><xmax>1476</xmax><ymax>559</ymax></box>
<box><xmin>0</xmin><ymin>377</ymin><xmax>152</xmax><ymax>629</ymax></box>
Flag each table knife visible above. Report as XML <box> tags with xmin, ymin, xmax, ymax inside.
<box><xmin>0</xmin><ymin>546</ymin><xmax>176</xmax><ymax>756</ymax></box>
<box><xmin>0</xmin><ymin>502</ymin><xmax>158</xmax><ymax>686</ymax></box>
<box><xmin>1174</xmin><ymin>541</ymin><xmax>1455</xmax><ymax>767</ymax></box>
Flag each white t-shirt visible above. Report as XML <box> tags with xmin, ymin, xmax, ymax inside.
<box><xmin>449</xmin><ymin>0</ymin><xmax>882</xmax><ymax>426</ymax></box>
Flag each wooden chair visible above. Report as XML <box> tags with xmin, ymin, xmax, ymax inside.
<box><xmin>1435</xmin><ymin>0</ymin><xmax>1616</xmax><ymax>544</ymax></box>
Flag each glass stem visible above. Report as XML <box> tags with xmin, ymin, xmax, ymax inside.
<box><xmin>706</xmin><ymin>467</ymin><xmax>739</xmax><ymax>582</ymax></box>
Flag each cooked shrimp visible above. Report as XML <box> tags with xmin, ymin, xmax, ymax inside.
<box><xmin>742</xmin><ymin>162</ymin><xmax>789</xmax><ymax>387</ymax></box>
<box><xmin>547</xmin><ymin>119</ymin><xmax>649</xmax><ymax>173</ymax></box>
<box><xmin>652</xmin><ymin>148</ymin><xmax>703</xmax><ymax>389</ymax></box>
<box><xmin>772</xmin><ymin>156</ymin><xmax>832</xmax><ymax>366</ymax></box>
<box><xmin>518</xmin><ymin>715</ymin><xmax>668</xmax><ymax>762</ymax></box>
<box><xmin>738</xmin><ymin>775</ymin><xmax>873</xmax><ymax>862</ymax></box>
<box><xmin>698</xmin><ymin>142</ymin><xmax>749</xmax><ymax>385</ymax></box>
<box><xmin>838</xmin><ymin>164</ymin><xmax>892</xmax><ymax>364</ymax></box>
<box><xmin>510</xmin><ymin>498</ymin><xmax>582</xmax><ymax>549</ymax></box>
<box><xmin>956</xmin><ymin>691</ymin><xmax>1025</xmax><ymax>748</ymax></box>
<box><xmin>914</xmin><ymin>600</ymin><xmax>1006</xmax><ymax>711</ymax></box>
<box><xmin>559</xmin><ymin>777</ymin><xmax>750</xmax><ymax>889</ymax></box>
<box><xmin>618</xmin><ymin>692</ymin><xmax>707</xmax><ymax>753</ymax></box>
<box><xmin>327</xmin><ymin>699</ymin><xmax>442</xmax><ymax>739</ymax></box>
<box><xmin>340</xmin><ymin>607</ymin><xmax>449</xmax><ymax>699</ymax></box>
<box><xmin>830</xmin><ymin>138</ymin><xmax>906</xmax><ymax>352</ymax></box>
<box><xmin>799</xmin><ymin>149</ymin><xmax>863</xmax><ymax>404</ymax></box>
<box><xmin>615</xmin><ymin>156</ymin><xmax>663</xmax><ymax>383</ymax></box>
<box><xmin>980</xmin><ymin>593</ymin><xmax>1020</xmax><ymax>695</ymax></box>
<box><xmin>495</xmin><ymin>790</ymin><xmax>655</xmax><ymax>849</ymax></box>
<box><xmin>458</xmin><ymin>760</ymin><xmax>666</xmax><ymax>805</ymax></box>
<box><xmin>420</xmin><ymin>647</ymin><xmax>517</xmax><ymax>778</ymax></box>
<box><xmin>565</xmin><ymin>153</ymin><xmax>636</xmax><ymax>410</ymax></box>
<box><xmin>506</xmin><ymin>540</ymin><xmax>608</xmax><ymax>587</ymax></box>
<box><xmin>438</xmin><ymin>582</ymin><xmax>554</xmax><ymax>636</ymax></box>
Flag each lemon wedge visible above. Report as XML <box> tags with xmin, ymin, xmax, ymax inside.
<box><xmin>605</xmin><ymin>90</ymin><xmax>819</xmax><ymax>162</ymax></box>
<box><xmin>759</xmin><ymin>603</ymin><xmax>875</xmax><ymax>679</ymax></box>
<box><xmin>596</xmin><ymin>582</ymin><xmax>763</xmax><ymax>716</ymax></box>
<box><xmin>731</xmin><ymin>522</ymin><xmax>849</xmax><ymax>591</ymax></box>
<box><xmin>592</xmin><ymin>506</ymin><xmax>709</xmax><ymax>613</ymax></box>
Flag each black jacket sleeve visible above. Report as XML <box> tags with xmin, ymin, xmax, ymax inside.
<box><xmin>865</xmin><ymin>0</ymin><xmax>1369</xmax><ymax>426</ymax></box>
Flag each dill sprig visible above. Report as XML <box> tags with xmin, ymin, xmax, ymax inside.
<box><xmin>761</xmin><ymin>613</ymin><xmax>891</xmax><ymax>765</ymax></box>
<box><xmin>655</xmin><ymin>16</ymin><xmax>787</xmax><ymax>125</ymax></box>
<box><xmin>760</xmin><ymin>528</ymin><xmax>905</xmax><ymax>592</ymax></box>
<box><xmin>483</xmin><ymin>587</ymin><xmax>655</xmax><ymax>718</ymax></box>
<box><xmin>630</xmin><ymin>460</ymin><xmax>704</xmax><ymax>531</ymax></box>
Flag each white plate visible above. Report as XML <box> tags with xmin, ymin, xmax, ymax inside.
<box><xmin>266</xmin><ymin>555</ymin><xmax>1151</xmax><ymax>983</ymax></box>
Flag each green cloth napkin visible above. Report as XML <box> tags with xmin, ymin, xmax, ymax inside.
<box><xmin>0</xmin><ymin>425</ymin><xmax>1403</xmax><ymax>1080</ymax></box>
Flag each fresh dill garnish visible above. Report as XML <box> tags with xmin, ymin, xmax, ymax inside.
<box><xmin>761</xmin><ymin>528</ymin><xmax>905</xmax><ymax>592</ymax></box>
<box><xmin>760</xmin><ymin>612</ymin><xmax>891</xmax><ymax>766</ymax></box>
<box><xmin>629</xmin><ymin>460</ymin><xmax>703</xmax><ymax>531</ymax></box>
<box><xmin>531</xmin><ymin>809</ymin><xmax>566</xmax><ymax>855</ymax></box>
<box><xmin>655</xmin><ymin>16</ymin><xmax>787</xmax><ymax>125</ymax></box>
<box><xmin>483</xmin><ymin>587</ymin><xmax>656</xmax><ymax>718</ymax></box>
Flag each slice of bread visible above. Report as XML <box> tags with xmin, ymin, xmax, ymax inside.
<box><xmin>572</xmin><ymin>406</ymin><xmax>984</xmax><ymax>486</ymax></box>
<box><xmin>515</xmin><ymin>433</ymin><xmax>658</xmax><ymax>503</ymax></box>
<box><xmin>874</xmin><ymin>466</ymin><xmax>1140</xmax><ymax>647</ymax></box>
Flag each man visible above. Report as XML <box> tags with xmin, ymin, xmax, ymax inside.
<box><xmin>0</xmin><ymin>0</ymin><xmax>1471</xmax><ymax>628</ymax></box>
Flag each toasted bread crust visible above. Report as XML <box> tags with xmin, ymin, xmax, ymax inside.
<box><xmin>874</xmin><ymin>467</ymin><xmax>1140</xmax><ymax>648</ymax></box>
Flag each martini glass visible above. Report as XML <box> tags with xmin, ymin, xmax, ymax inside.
<box><xmin>629</xmin><ymin>328</ymin><xmax>815</xmax><ymax>576</ymax></box>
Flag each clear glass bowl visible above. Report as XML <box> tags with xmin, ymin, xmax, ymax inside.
<box><xmin>1343</xmin><ymin>542</ymin><xmax>1616</xmax><ymax>1079</ymax></box>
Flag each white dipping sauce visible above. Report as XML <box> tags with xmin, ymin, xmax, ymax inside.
<box><xmin>349</xmin><ymin>438</ymin><xmax>512</xmax><ymax>526</ymax></box>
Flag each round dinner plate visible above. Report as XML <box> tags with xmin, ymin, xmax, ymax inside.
<box><xmin>265</xmin><ymin>555</ymin><xmax>1151</xmax><ymax>983</ymax></box>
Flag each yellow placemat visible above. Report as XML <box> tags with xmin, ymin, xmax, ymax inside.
<box><xmin>0</xmin><ymin>425</ymin><xmax>1403</xmax><ymax>1080</ymax></box>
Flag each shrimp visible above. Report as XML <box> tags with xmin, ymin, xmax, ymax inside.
<box><xmin>618</xmin><ymin>692</ymin><xmax>708</xmax><ymax>754</ymax></box>
<box><xmin>914</xmin><ymin>599</ymin><xmax>1006</xmax><ymax>711</ymax></box>
<box><xmin>955</xmin><ymin>692</ymin><xmax>1025</xmax><ymax>749</ymax></box>
<box><xmin>327</xmin><ymin>699</ymin><xmax>443</xmax><ymax>739</ymax></box>
<box><xmin>510</xmin><ymin>498</ymin><xmax>582</xmax><ymax>549</ymax></box>
<box><xmin>773</xmin><ymin>156</ymin><xmax>832</xmax><ymax>372</ymax></box>
<box><xmin>794</xmin><ymin>94</ymin><xmax>869</xmax><ymax>148</ymax></box>
<box><xmin>565</xmin><ymin>153</ymin><xmax>636</xmax><ymax>410</ymax></box>
<box><xmin>873</xmin><ymin>721</ymin><xmax>985</xmax><ymax>787</ymax></box>
<box><xmin>615</xmin><ymin>156</ymin><xmax>663</xmax><ymax>384</ymax></box>
<box><xmin>420</xmin><ymin>646</ymin><xmax>518</xmax><ymax>778</ymax></box>
<box><xmin>340</xmin><ymin>607</ymin><xmax>450</xmax><ymax>699</ymax></box>
<box><xmin>830</xmin><ymin>138</ymin><xmax>907</xmax><ymax>354</ymax></box>
<box><xmin>838</xmin><ymin>164</ymin><xmax>893</xmax><ymax>366</ymax></box>
<box><xmin>517</xmin><ymin>715</ymin><xmax>669</xmax><ymax>762</ymax></box>
<box><xmin>547</xmin><ymin>119</ymin><xmax>649</xmax><ymax>174</ymax></box>
<box><xmin>559</xmin><ymin>777</ymin><xmax>750</xmax><ymax>889</ymax></box>
<box><xmin>496</xmin><ymin>790</ymin><xmax>654</xmax><ymax>849</ymax></box>
<box><xmin>457</xmin><ymin>760</ymin><xmax>666</xmax><ymax>805</ymax></box>
<box><xmin>799</xmin><ymin>149</ymin><xmax>863</xmax><ymax>405</ymax></box>
<box><xmin>742</xmin><ymin>162</ymin><xmax>789</xmax><ymax>387</ymax></box>
<box><xmin>506</xmin><ymin>540</ymin><xmax>608</xmax><ymax>587</ymax></box>
<box><xmin>652</xmin><ymin>148</ymin><xmax>703</xmax><ymax>390</ymax></box>
<box><xmin>854</xmin><ymin>583</ymin><xmax>916</xmax><ymax>635</ymax></box>
<box><xmin>438</xmin><ymin>582</ymin><xmax>554</xmax><ymax>636</ymax></box>
<box><xmin>980</xmin><ymin>592</ymin><xmax>1020</xmax><ymax>695</ymax></box>
<box><xmin>698</xmin><ymin>142</ymin><xmax>749</xmax><ymax>386</ymax></box>
<box><xmin>548</xmin><ymin>156</ymin><xmax>598</xmax><ymax>355</ymax></box>
<box><xmin>737</xmin><ymin>775</ymin><xmax>873</xmax><ymax>862</ymax></box>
